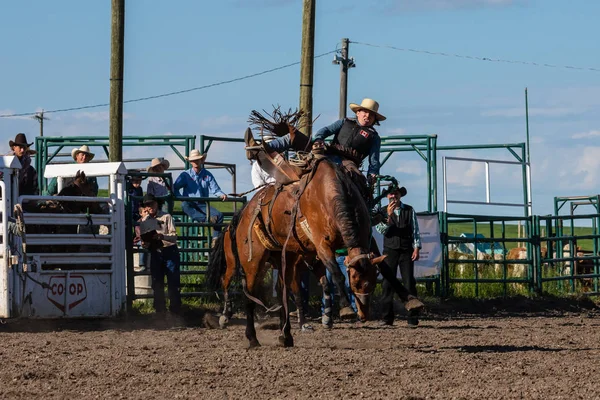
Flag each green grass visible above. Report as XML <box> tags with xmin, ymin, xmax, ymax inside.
<box><xmin>448</xmin><ymin>222</ymin><xmax>596</xmax><ymax>251</ymax></box>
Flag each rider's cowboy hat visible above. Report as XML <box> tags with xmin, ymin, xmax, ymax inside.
<box><xmin>9</xmin><ymin>133</ymin><xmax>36</xmax><ymax>154</ymax></box>
<box><xmin>146</xmin><ymin>158</ymin><xmax>170</xmax><ymax>172</ymax></box>
<box><xmin>71</xmin><ymin>145</ymin><xmax>95</xmax><ymax>161</ymax></box>
<box><xmin>349</xmin><ymin>98</ymin><xmax>386</xmax><ymax>121</ymax></box>
<box><xmin>185</xmin><ymin>149</ymin><xmax>207</xmax><ymax>163</ymax></box>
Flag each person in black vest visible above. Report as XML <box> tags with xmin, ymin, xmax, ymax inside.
<box><xmin>247</xmin><ymin>98</ymin><xmax>383</xmax><ymax>183</ymax></box>
<box><xmin>375</xmin><ymin>185</ymin><xmax>422</xmax><ymax>327</ymax></box>
<box><xmin>8</xmin><ymin>133</ymin><xmax>38</xmax><ymax>196</ymax></box>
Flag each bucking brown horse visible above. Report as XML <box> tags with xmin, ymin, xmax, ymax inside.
<box><xmin>207</xmin><ymin>158</ymin><xmax>385</xmax><ymax>348</ymax></box>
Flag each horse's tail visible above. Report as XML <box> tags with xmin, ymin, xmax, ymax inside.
<box><xmin>206</xmin><ymin>231</ymin><xmax>227</xmax><ymax>291</ymax></box>
<box><xmin>205</xmin><ymin>204</ymin><xmax>247</xmax><ymax>291</ymax></box>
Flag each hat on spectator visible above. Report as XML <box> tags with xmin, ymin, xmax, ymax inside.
<box><xmin>9</xmin><ymin>133</ymin><xmax>36</xmax><ymax>154</ymax></box>
<box><xmin>147</xmin><ymin>158</ymin><xmax>170</xmax><ymax>172</ymax></box>
<box><xmin>185</xmin><ymin>149</ymin><xmax>207</xmax><ymax>162</ymax></box>
<box><xmin>71</xmin><ymin>145</ymin><xmax>95</xmax><ymax>161</ymax></box>
<box><xmin>141</xmin><ymin>193</ymin><xmax>158</xmax><ymax>206</ymax></box>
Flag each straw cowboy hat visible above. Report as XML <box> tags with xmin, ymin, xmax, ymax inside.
<box><xmin>71</xmin><ymin>145</ymin><xmax>95</xmax><ymax>161</ymax></box>
<box><xmin>185</xmin><ymin>149</ymin><xmax>207</xmax><ymax>162</ymax></box>
<box><xmin>349</xmin><ymin>98</ymin><xmax>386</xmax><ymax>121</ymax></box>
<box><xmin>9</xmin><ymin>133</ymin><xmax>36</xmax><ymax>154</ymax></box>
<box><xmin>146</xmin><ymin>158</ymin><xmax>170</xmax><ymax>172</ymax></box>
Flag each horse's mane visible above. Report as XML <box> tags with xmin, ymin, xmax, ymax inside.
<box><xmin>329</xmin><ymin>161</ymin><xmax>366</xmax><ymax>250</ymax></box>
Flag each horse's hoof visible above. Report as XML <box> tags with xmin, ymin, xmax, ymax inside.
<box><xmin>202</xmin><ymin>314</ymin><xmax>220</xmax><ymax>329</ymax></box>
<box><xmin>339</xmin><ymin>306</ymin><xmax>356</xmax><ymax>320</ymax></box>
<box><xmin>278</xmin><ymin>335</ymin><xmax>294</xmax><ymax>348</ymax></box>
<box><xmin>248</xmin><ymin>340</ymin><xmax>261</xmax><ymax>349</ymax></box>
<box><xmin>404</xmin><ymin>297</ymin><xmax>425</xmax><ymax>312</ymax></box>
<box><xmin>218</xmin><ymin>315</ymin><xmax>229</xmax><ymax>329</ymax></box>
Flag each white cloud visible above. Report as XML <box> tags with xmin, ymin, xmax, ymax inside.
<box><xmin>0</xmin><ymin>109</ymin><xmax>34</xmax><ymax>120</ymax></box>
<box><xmin>571</xmin><ymin>130</ymin><xmax>600</xmax><ymax>139</ymax></box>
<box><xmin>388</xmin><ymin>127</ymin><xmax>407</xmax><ymax>135</ymax></box>
<box><xmin>395</xmin><ymin>160</ymin><xmax>424</xmax><ymax>176</ymax></box>
<box><xmin>445</xmin><ymin>160</ymin><xmax>485</xmax><ymax>188</ymax></box>
<box><xmin>72</xmin><ymin>111</ymin><xmax>133</xmax><ymax>122</ymax></box>
<box><xmin>481</xmin><ymin>107</ymin><xmax>587</xmax><ymax>118</ymax></box>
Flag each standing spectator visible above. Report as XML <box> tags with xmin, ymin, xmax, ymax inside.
<box><xmin>44</xmin><ymin>145</ymin><xmax>98</xmax><ymax>196</ymax></box>
<box><xmin>375</xmin><ymin>186</ymin><xmax>421</xmax><ymax>327</ymax></box>
<box><xmin>146</xmin><ymin>158</ymin><xmax>172</xmax><ymax>212</ymax></box>
<box><xmin>128</xmin><ymin>175</ymin><xmax>147</xmax><ymax>270</ymax></box>
<box><xmin>140</xmin><ymin>193</ymin><xmax>181</xmax><ymax>314</ymax></box>
<box><xmin>9</xmin><ymin>133</ymin><xmax>38</xmax><ymax>196</ymax></box>
<box><xmin>174</xmin><ymin>150</ymin><xmax>227</xmax><ymax>247</ymax></box>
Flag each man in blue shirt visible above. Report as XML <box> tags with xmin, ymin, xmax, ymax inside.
<box><xmin>174</xmin><ymin>150</ymin><xmax>227</xmax><ymax>244</ymax></box>
<box><xmin>253</xmin><ymin>98</ymin><xmax>384</xmax><ymax>180</ymax></box>
<box><xmin>375</xmin><ymin>186</ymin><xmax>422</xmax><ymax>328</ymax></box>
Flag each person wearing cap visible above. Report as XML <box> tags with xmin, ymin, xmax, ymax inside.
<box><xmin>44</xmin><ymin>145</ymin><xmax>98</xmax><ymax>196</ymax></box>
<box><xmin>9</xmin><ymin>133</ymin><xmax>39</xmax><ymax>196</ymax></box>
<box><xmin>139</xmin><ymin>193</ymin><xmax>181</xmax><ymax>314</ymax></box>
<box><xmin>174</xmin><ymin>150</ymin><xmax>227</xmax><ymax>244</ymax></box>
<box><xmin>255</xmin><ymin>98</ymin><xmax>384</xmax><ymax>180</ymax></box>
<box><xmin>375</xmin><ymin>185</ymin><xmax>422</xmax><ymax>328</ymax></box>
<box><xmin>146</xmin><ymin>158</ymin><xmax>172</xmax><ymax>211</ymax></box>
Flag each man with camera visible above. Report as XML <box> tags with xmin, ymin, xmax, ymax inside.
<box><xmin>139</xmin><ymin>193</ymin><xmax>181</xmax><ymax>315</ymax></box>
<box><xmin>375</xmin><ymin>185</ymin><xmax>422</xmax><ymax>328</ymax></box>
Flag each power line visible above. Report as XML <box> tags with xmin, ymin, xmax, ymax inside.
<box><xmin>0</xmin><ymin>50</ymin><xmax>338</xmax><ymax>119</ymax></box>
<box><xmin>351</xmin><ymin>41</ymin><xmax>600</xmax><ymax>72</ymax></box>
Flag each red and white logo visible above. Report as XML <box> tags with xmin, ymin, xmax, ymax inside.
<box><xmin>359</xmin><ymin>130</ymin><xmax>370</xmax><ymax>138</ymax></box>
<box><xmin>47</xmin><ymin>275</ymin><xmax>88</xmax><ymax>312</ymax></box>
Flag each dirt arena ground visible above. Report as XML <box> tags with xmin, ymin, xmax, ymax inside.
<box><xmin>1</xmin><ymin>297</ymin><xmax>599</xmax><ymax>399</ymax></box>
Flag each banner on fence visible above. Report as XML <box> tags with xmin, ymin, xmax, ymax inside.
<box><xmin>372</xmin><ymin>213</ymin><xmax>442</xmax><ymax>278</ymax></box>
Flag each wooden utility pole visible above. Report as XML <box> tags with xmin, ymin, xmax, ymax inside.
<box><xmin>299</xmin><ymin>0</ymin><xmax>316</xmax><ymax>137</ymax></box>
<box><xmin>32</xmin><ymin>109</ymin><xmax>49</xmax><ymax>137</ymax></box>
<box><xmin>335</xmin><ymin>38</ymin><xmax>355</xmax><ymax>119</ymax></box>
<box><xmin>109</xmin><ymin>0</ymin><xmax>125</xmax><ymax>162</ymax></box>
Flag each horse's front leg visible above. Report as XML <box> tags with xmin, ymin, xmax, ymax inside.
<box><xmin>243</xmin><ymin>277</ymin><xmax>260</xmax><ymax>348</ymax></box>
<box><xmin>278</xmin><ymin>295</ymin><xmax>294</xmax><ymax>347</ymax></box>
<box><xmin>316</xmin><ymin>248</ymin><xmax>355</xmax><ymax>320</ymax></box>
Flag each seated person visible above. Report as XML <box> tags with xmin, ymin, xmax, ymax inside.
<box><xmin>173</xmin><ymin>150</ymin><xmax>227</xmax><ymax>246</ymax></box>
<box><xmin>44</xmin><ymin>145</ymin><xmax>98</xmax><ymax>196</ymax></box>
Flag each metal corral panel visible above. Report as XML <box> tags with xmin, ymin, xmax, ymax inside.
<box><xmin>19</xmin><ymin>272</ymin><xmax>112</xmax><ymax>318</ymax></box>
<box><xmin>44</xmin><ymin>162</ymin><xmax>127</xmax><ymax>178</ymax></box>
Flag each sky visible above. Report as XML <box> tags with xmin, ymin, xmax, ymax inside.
<box><xmin>1</xmin><ymin>0</ymin><xmax>599</xmax><ymax>217</ymax></box>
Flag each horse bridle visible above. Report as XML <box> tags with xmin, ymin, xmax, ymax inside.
<box><xmin>344</xmin><ymin>252</ymin><xmax>373</xmax><ymax>268</ymax></box>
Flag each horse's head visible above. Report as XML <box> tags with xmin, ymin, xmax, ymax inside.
<box><xmin>344</xmin><ymin>248</ymin><xmax>386</xmax><ymax>321</ymax></box>
<box><xmin>57</xmin><ymin>170</ymin><xmax>103</xmax><ymax>214</ymax></box>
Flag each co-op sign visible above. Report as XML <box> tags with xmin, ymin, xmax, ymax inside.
<box><xmin>47</xmin><ymin>275</ymin><xmax>88</xmax><ymax>312</ymax></box>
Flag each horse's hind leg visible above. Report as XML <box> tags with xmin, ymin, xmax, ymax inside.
<box><xmin>219</xmin><ymin>231</ymin><xmax>236</xmax><ymax>328</ymax></box>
